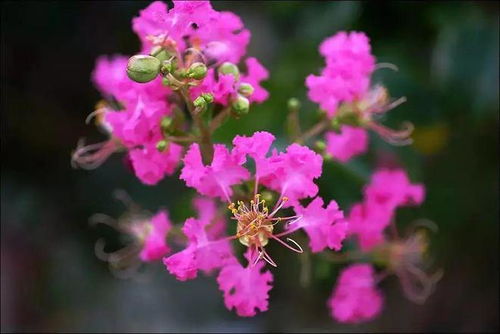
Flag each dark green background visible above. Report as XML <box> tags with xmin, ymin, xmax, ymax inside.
<box><xmin>1</xmin><ymin>1</ymin><xmax>498</xmax><ymax>332</ymax></box>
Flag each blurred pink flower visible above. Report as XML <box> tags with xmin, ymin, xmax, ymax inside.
<box><xmin>325</xmin><ymin>126</ymin><xmax>369</xmax><ymax>163</ymax></box>
<box><xmin>306</xmin><ymin>31</ymin><xmax>375</xmax><ymax>118</ymax></box>
<box><xmin>139</xmin><ymin>210</ymin><xmax>172</xmax><ymax>261</ymax></box>
<box><xmin>328</xmin><ymin>263</ymin><xmax>383</xmax><ymax>323</ymax></box>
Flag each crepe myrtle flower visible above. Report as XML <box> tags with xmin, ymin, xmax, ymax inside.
<box><xmin>90</xmin><ymin>190</ymin><xmax>172</xmax><ymax>279</ymax></box>
<box><xmin>348</xmin><ymin>168</ymin><xmax>425</xmax><ymax>252</ymax></box>
<box><xmin>328</xmin><ymin>263</ymin><xmax>384</xmax><ymax>324</ymax></box>
<box><xmin>303</xmin><ymin>31</ymin><xmax>414</xmax><ymax>163</ymax></box>
<box><xmin>71</xmin><ymin>55</ymin><xmax>183</xmax><ymax>185</ymax></box>
<box><xmin>328</xmin><ymin>221</ymin><xmax>442</xmax><ymax>324</ymax></box>
<box><xmin>177</xmin><ymin>131</ymin><xmax>348</xmax><ymax>268</ymax></box>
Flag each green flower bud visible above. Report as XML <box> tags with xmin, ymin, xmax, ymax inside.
<box><xmin>187</xmin><ymin>62</ymin><xmax>208</xmax><ymax>80</ymax></box>
<box><xmin>127</xmin><ymin>55</ymin><xmax>161</xmax><ymax>83</ymax></box>
<box><xmin>287</xmin><ymin>97</ymin><xmax>301</xmax><ymax>111</ymax></box>
<box><xmin>150</xmin><ymin>46</ymin><xmax>171</xmax><ymax>63</ymax></box>
<box><xmin>231</xmin><ymin>95</ymin><xmax>250</xmax><ymax>115</ymax></box>
<box><xmin>315</xmin><ymin>140</ymin><xmax>326</xmax><ymax>151</ymax></box>
<box><xmin>201</xmin><ymin>93</ymin><xmax>214</xmax><ymax>104</ymax></box>
<box><xmin>156</xmin><ymin>140</ymin><xmax>168</xmax><ymax>152</ymax></box>
<box><xmin>331</xmin><ymin>117</ymin><xmax>342</xmax><ymax>133</ymax></box>
<box><xmin>218</xmin><ymin>62</ymin><xmax>240</xmax><ymax>79</ymax></box>
<box><xmin>160</xmin><ymin>116</ymin><xmax>173</xmax><ymax>132</ymax></box>
<box><xmin>193</xmin><ymin>96</ymin><xmax>207</xmax><ymax>111</ymax></box>
<box><xmin>261</xmin><ymin>191</ymin><xmax>274</xmax><ymax>203</ymax></box>
<box><xmin>238</xmin><ymin>83</ymin><xmax>254</xmax><ymax>97</ymax></box>
<box><xmin>161</xmin><ymin>59</ymin><xmax>175</xmax><ymax>75</ymax></box>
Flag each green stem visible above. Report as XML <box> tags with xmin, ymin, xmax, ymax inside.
<box><xmin>178</xmin><ymin>88</ymin><xmax>213</xmax><ymax>164</ymax></box>
<box><xmin>295</xmin><ymin>119</ymin><xmax>329</xmax><ymax>144</ymax></box>
<box><xmin>209</xmin><ymin>107</ymin><xmax>231</xmax><ymax>134</ymax></box>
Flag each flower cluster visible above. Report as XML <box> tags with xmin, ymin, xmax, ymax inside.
<box><xmin>75</xmin><ymin>0</ymin><xmax>440</xmax><ymax>324</ymax></box>
<box><xmin>303</xmin><ymin>31</ymin><xmax>414</xmax><ymax>163</ymax></box>
<box><xmin>326</xmin><ymin>169</ymin><xmax>442</xmax><ymax>323</ymax></box>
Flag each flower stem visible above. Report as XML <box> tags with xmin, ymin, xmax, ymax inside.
<box><xmin>295</xmin><ymin>119</ymin><xmax>329</xmax><ymax>144</ymax></box>
<box><xmin>209</xmin><ymin>107</ymin><xmax>231</xmax><ymax>134</ymax></box>
<box><xmin>178</xmin><ymin>88</ymin><xmax>213</xmax><ymax>164</ymax></box>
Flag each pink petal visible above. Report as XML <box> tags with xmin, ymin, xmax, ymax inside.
<box><xmin>292</xmin><ymin>197</ymin><xmax>347</xmax><ymax>253</ymax></box>
<box><xmin>328</xmin><ymin>264</ymin><xmax>383</xmax><ymax>323</ymax></box>
<box><xmin>217</xmin><ymin>260</ymin><xmax>273</xmax><ymax>317</ymax></box>
<box><xmin>325</xmin><ymin>126</ymin><xmax>368</xmax><ymax>163</ymax></box>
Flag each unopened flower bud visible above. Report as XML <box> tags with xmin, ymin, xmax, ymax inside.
<box><xmin>315</xmin><ymin>140</ymin><xmax>326</xmax><ymax>151</ymax></box>
<box><xmin>193</xmin><ymin>96</ymin><xmax>207</xmax><ymax>112</ymax></box>
<box><xmin>231</xmin><ymin>95</ymin><xmax>250</xmax><ymax>115</ymax></box>
<box><xmin>150</xmin><ymin>46</ymin><xmax>171</xmax><ymax>63</ymax></box>
<box><xmin>187</xmin><ymin>62</ymin><xmax>208</xmax><ymax>80</ymax></box>
<box><xmin>201</xmin><ymin>93</ymin><xmax>214</xmax><ymax>104</ymax></box>
<box><xmin>287</xmin><ymin>97</ymin><xmax>301</xmax><ymax>111</ymax></box>
<box><xmin>261</xmin><ymin>191</ymin><xmax>274</xmax><ymax>203</ymax></box>
<box><xmin>238</xmin><ymin>83</ymin><xmax>254</xmax><ymax>97</ymax></box>
<box><xmin>160</xmin><ymin>116</ymin><xmax>173</xmax><ymax>132</ymax></box>
<box><xmin>156</xmin><ymin>140</ymin><xmax>168</xmax><ymax>152</ymax></box>
<box><xmin>331</xmin><ymin>117</ymin><xmax>342</xmax><ymax>133</ymax></box>
<box><xmin>127</xmin><ymin>55</ymin><xmax>161</xmax><ymax>83</ymax></box>
<box><xmin>218</xmin><ymin>62</ymin><xmax>240</xmax><ymax>79</ymax></box>
<box><xmin>161</xmin><ymin>59</ymin><xmax>176</xmax><ymax>75</ymax></box>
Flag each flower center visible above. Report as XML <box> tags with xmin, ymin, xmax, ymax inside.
<box><xmin>229</xmin><ymin>194</ymin><xmax>274</xmax><ymax>247</ymax></box>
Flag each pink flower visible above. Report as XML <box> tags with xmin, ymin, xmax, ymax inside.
<box><xmin>260</xmin><ymin>143</ymin><xmax>323</xmax><ymax>204</ymax></box>
<box><xmin>92</xmin><ymin>55</ymin><xmax>168</xmax><ymax>108</ymax></box>
<box><xmin>217</xmin><ymin>252</ymin><xmax>273</xmax><ymax>317</ymax></box>
<box><xmin>347</xmin><ymin>202</ymin><xmax>391</xmax><ymax>251</ymax></box>
<box><xmin>186</xmin><ymin>131</ymin><xmax>322</xmax><ymax>204</ymax></box>
<box><xmin>325</xmin><ymin>126</ymin><xmax>368</xmax><ymax>163</ymax></box>
<box><xmin>92</xmin><ymin>55</ymin><xmax>129</xmax><ymax>99</ymax></box>
<box><xmin>232</xmin><ymin>131</ymin><xmax>275</xmax><ymax>178</ymax></box>
<box><xmin>132</xmin><ymin>1</ymin><xmax>250</xmax><ymax>64</ymax></box>
<box><xmin>306</xmin><ymin>31</ymin><xmax>375</xmax><ymax>118</ymax></box>
<box><xmin>348</xmin><ymin>168</ymin><xmax>425</xmax><ymax>251</ymax></box>
<box><xmin>328</xmin><ymin>264</ymin><xmax>383</xmax><ymax>323</ymax></box>
<box><xmin>291</xmin><ymin>197</ymin><xmax>348</xmax><ymax>253</ymax></box>
<box><xmin>180</xmin><ymin>143</ymin><xmax>250</xmax><ymax>201</ymax></box>
<box><xmin>128</xmin><ymin>142</ymin><xmax>183</xmax><ymax>185</ymax></box>
<box><xmin>364</xmin><ymin>168</ymin><xmax>425</xmax><ymax>211</ymax></box>
<box><xmin>240</xmin><ymin>57</ymin><xmax>269</xmax><ymax>103</ymax></box>
<box><xmin>163</xmin><ymin>198</ymin><xmax>235</xmax><ymax>281</ymax></box>
<box><xmin>139</xmin><ymin>210</ymin><xmax>172</xmax><ymax>261</ymax></box>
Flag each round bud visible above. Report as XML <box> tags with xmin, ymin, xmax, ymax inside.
<box><xmin>160</xmin><ymin>116</ymin><xmax>173</xmax><ymax>132</ymax></box>
<box><xmin>314</xmin><ymin>140</ymin><xmax>326</xmax><ymax>151</ymax></box>
<box><xmin>287</xmin><ymin>97</ymin><xmax>301</xmax><ymax>110</ymax></box>
<box><xmin>218</xmin><ymin>62</ymin><xmax>240</xmax><ymax>79</ymax></box>
<box><xmin>161</xmin><ymin>59</ymin><xmax>175</xmax><ymax>75</ymax></box>
<box><xmin>156</xmin><ymin>140</ymin><xmax>168</xmax><ymax>152</ymax></box>
<box><xmin>331</xmin><ymin>117</ymin><xmax>342</xmax><ymax>133</ymax></box>
<box><xmin>193</xmin><ymin>96</ymin><xmax>207</xmax><ymax>111</ymax></box>
<box><xmin>187</xmin><ymin>62</ymin><xmax>208</xmax><ymax>80</ymax></box>
<box><xmin>238</xmin><ymin>83</ymin><xmax>254</xmax><ymax>97</ymax></box>
<box><xmin>231</xmin><ymin>95</ymin><xmax>250</xmax><ymax>115</ymax></box>
<box><xmin>127</xmin><ymin>55</ymin><xmax>161</xmax><ymax>83</ymax></box>
<box><xmin>201</xmin><ymin>93</ymin><xmax>214</xmax><ymax>104</ymax></box>
<box><xmin>261</xmin><ymin>191</ymin><xmax>274</xmax><ymax>203</ymax></box>
<box><xmin>150</xmin><ymin>46</ymin><xmax>171</xmax><ymax>63</ymax></box>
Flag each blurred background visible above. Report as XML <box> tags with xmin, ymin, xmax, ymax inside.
<box><xmin>1</xmin><ymin>1</ymin><xmax>498</xmax><ymax>332</ymax></box>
